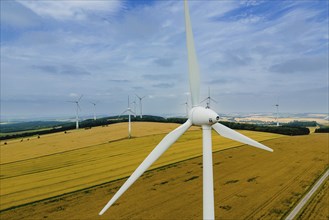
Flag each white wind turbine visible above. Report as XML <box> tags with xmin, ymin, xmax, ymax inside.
<box><xmin>68</xmin><ymin>95</ymin><xmax>83</xmax><ymax>129</ymax></box>
<box><xmin>90</xmin><ymin>102</ymin><xmax>97</xmax><ymax>120</ymax></box>
<box><xmin>182</xmin><ymin>95</ymin><xmax>190</xmax><ymax>118</ymax></box>
<box><xmin>135</xmin><ymin>94</ymin><xmax>146</xmax><ymax>118</ymax></box>
<box><xmin>201</xmin><ymin>87</ymin><xmax>217</xmax><ymax>109</ymax></box>
<box><xmin>99</xmin><ymin>1</ymin><xmax>273</xmax><ymax>219</ymax></box>
<box><xmin>119</xmin><ymin>96</ymin><xmax>135</xmax><ymax>139</ymax></box>
<box><xmin>275</xmin><ymin>103</ymin><xmax>279</xmax><ymax>126</ymax></box>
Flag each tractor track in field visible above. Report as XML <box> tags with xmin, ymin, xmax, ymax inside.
<box><xmin>244</xmin><ymin>163</ymin><xmax>315</xmax><ymax>219</ymax></box>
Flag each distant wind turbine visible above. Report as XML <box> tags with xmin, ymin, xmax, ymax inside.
<box><xmin>90</xmin><ymin>102</ymin><xmax>97</xmax><ymax>120</ymax></box>
<box><xmin>99</xmin><ymin>1</ymin><xmax>273</xmax><ymax>219</ymax></box>
<box><xmin>68</xmin><ymin>95</ymin><xmax>83</xmax><ymax>129</ymax></box>
<box><xmin>119</xmin><ymin>96</ymin><xmax>135</xmax><ymax>139</ymax></box>
<box><xmin>201</xmin><ymin>87</ymin><xmax>217</xmax><ymax>109</ymax></box>
<box><xmin>182</xmin><ymin>96</ymin><xmax>190</xmax><ymax>118</ymax></box>
<box><xmin>275</xmin><ymin>103</ymin><xmax>280</xmax><ymax>127</ymax></box>
<box><xmin>135</xmin><ymin>94</ymin><xmax>146</xmax><ymax>119</ymax></box>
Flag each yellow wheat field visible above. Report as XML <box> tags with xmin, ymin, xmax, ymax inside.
<box><xmin>0</xmin><ymin>122</ymin><xmax>200</xmax><ymax>164</ymax></box>
<box><xmin>0</xmin><ymin>133</ymin><xmax>327</xmax><ymax>220</ymax></box>
<box><xmin>0</xmin><ymin>122</ymin><xmax>281</xmax><ymax>210</ymax></box>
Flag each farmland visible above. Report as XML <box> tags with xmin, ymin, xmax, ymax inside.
<box><xmin>0</xmin><ymin>122</ymin><xmax>280</xmax><ymax>210</ymax></box>
<box><xmin>0</xmin><ymin>122</ymin><xmax>200</xmax><ymax>163</ymax></box>
<box><xmin>0</xmin><ymin>122</ymin><xmax>328</xmax><ymax>220</ymax></box>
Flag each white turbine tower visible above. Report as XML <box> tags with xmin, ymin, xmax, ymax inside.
<box><xmin>136</xmin><ymin>94</ymin><xmax>146</xmax><ymax>119</ymax></box>
<box><xmin>275</xmin><ymin>103</ymin><xmax>279</xmax><ymax>126</ymax></box>
<box><xmin>90</xmin><ymin>102</ymin><xmax>97</xmax><ymax>120</ymax></box>
<box><xmin>120</xmin><ymin>96</ymin><xmax>135</xmax><ymax>139</ymax></box>
<box><xmin>201</xmin><ymin>87</ymin><xmax>217</xmax><ymax>109</ymax></box>
<box><xmin>68</xmin><ymin>95</ymin><xmax>83</xmax><ymax>129</ymax></box>
<box><xmin>99</xmin><ymin>1</ymin><xmax>273</xmax><ymax>219</ymax></box>
<box><xmin>131</xmin><ymin>98</ymin><xmax>137</xmax><ymax>118</ymax></box>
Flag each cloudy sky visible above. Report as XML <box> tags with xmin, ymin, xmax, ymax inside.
<box><xmin>1</xmin><ymin>0</ymin><xmax>328</xmax><ymax>120</ymax></box>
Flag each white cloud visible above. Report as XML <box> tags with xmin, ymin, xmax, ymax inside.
<box><xmin>1</xmin><ymin>1</ymin><xmax>41</xmax><ymax>28</ymax></box>
<box><xmin>69</xmin><ymin>93</ymin><xmax>79</xmax><ymax>98</ymax></box>
<box><xmin>16</xmin><ymin>0</ymin><xmax>123</xmax><ymax>20</ymax></box>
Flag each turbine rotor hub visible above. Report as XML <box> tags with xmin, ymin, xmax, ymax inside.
<box><xmin>189</xmin><ymin>106</ymin><xmax>219</xmax><ymax>126</ymax></box>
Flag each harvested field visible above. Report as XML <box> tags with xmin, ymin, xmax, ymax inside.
<box><xmin>234</xmin><ymin>116</ymin><xmax>328</xmax><ymax>125</ymax></box>
<box><xmin>0</xmin><ymin>128</ymin><xmax>328</xmax><ymax>219</ymax></box>
<box><xmin>0</xmin><ymin>122</ymin><xmax>280</xmax><ymax>210</ymax></box>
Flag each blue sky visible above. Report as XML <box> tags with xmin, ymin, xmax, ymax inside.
<box><xmin>1</xmin><ymin>0</ymin><xmax>328</xmax><ymax>119</ymax></box>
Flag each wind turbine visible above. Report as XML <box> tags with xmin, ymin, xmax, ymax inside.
<box><xmin>135</xmin><ymin>94</ymin><xmax>146</xmax><ymax>119</ymax></box>
<box><xmin>90</xmin><ymin>102</ymin><xmax>97</xmax><ymax>120</ymax></box>
<box><xmin>119</xmin><ymin>96</ymin><xmax>135</xmax><ymax>139</ymax></box>
<box><xmin>274</xmin><ymin>103</ymin><xmax>279</xmax><ymax>127</ymax></box>
<box><xmin>182</xmin><ymin>96</ymin><xmax>190</xmax><ymax>118</ymax></box>
<box><xmin>68</xmin><ymin>95</ymin><xmax>83</xmax><ymax>129</ymax></box>
<box><xmin>201</xmin><ymin>87</ymin><xmax>217</xmax><ymax>109</ymax></box>
<box><xmin>99</xmin><ymin>1</ymin><xmax>273</xmax><ymax>219</ymax></box>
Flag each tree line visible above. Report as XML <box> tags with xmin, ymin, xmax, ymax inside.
<box><xmin>314</xmin><ymin>127</ymin><xmax>329</xmax><ymax>133</ymax></box>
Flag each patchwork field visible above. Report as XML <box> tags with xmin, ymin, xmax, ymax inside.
<box><xmin>0</xmin><ymin>123</ymin><xmax>328</xmax><ymax>220</ymax></box>
<box><xmin>0</xmin><ymin>122</ymin><xmax>200</xmax><ymax>163</ymax></box>
<box><xmin>0</xmin><ymin>122</ymin><xmax>280</xmax><ymax>211</ymax></box>
<box><xmin>234</xmin><ymin>116</ymin><xmax>328</xmax><ymax>125</ymax></box>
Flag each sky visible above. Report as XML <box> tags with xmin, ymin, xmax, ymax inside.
<box><xmin>1</xmin><ymin>0</ymin><xmax>328</xmax><ymax>120</ymax></box>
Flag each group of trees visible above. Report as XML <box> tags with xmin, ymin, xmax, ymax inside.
<box><xmin>218</xmin><ymin>121</ymin><xmax>310</xmax><ymax>136</ymax></box>
<box><xmin>315</xmin><ymin>127</ymin><xmax>329</xmax><ymax>133</ymax></box>
<box><xmin>285</xmin><ymin>120</ymin><xmax>317</xmax><ymax>127</ymax></box>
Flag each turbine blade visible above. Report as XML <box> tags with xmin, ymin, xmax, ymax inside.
<box><xmin>201</xmin><ymin>97</ymin><xmax>209</xmax><ymax>103</ymax></box>
<box><xmin>99</xmin><ymin>119</ymin><xmax>192</xmax><ymax>215</ymax></box>
<box><xmin>210</xmin><ymin>97</ymin><xmax>217</xmax><ymax>103</ymax></box>
<box><xmin>184</xmin><ymin>0</ymin><xmax>200</xmax><ymax>107</ymax></box>
<box><xmin>119</xmin><ymin>110</ymin><xmax>128</xmax><ymax>118</ymax></box>
<box><xmin>212</xmin><ymin>123</ymin><xmax>273</xmax><ymax>152</ymax></box>
<box><xmin>78</xmin><ymin>95</ymin><xmax>83</xmax><ymax>102</ymax></box>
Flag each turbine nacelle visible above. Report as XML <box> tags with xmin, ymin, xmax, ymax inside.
<box><xmin>189</xmin><ymin>106</ymin><xmax>219</xmax><ymax>126</ymax></box>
